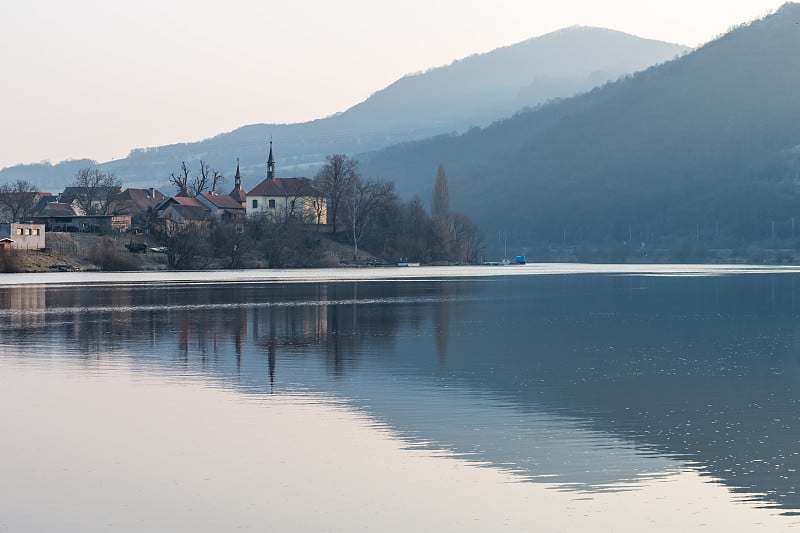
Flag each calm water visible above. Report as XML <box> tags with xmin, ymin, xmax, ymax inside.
<box><xmin>2</xmin><ymin>266</ymin><xmax>800</xmax><ymax>531</ymax></box>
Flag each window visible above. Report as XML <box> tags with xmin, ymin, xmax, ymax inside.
<box><xmin>252</xmin><ymin>199</ymin><xmax>258</xmax><ymax>209</ymax></box>
<box><xmin>24</xmin><ymin>228</ymin><xmax>30</xmax><ymax>235</ymax></box>
<box><xmin>34</xmin><ymin>229</ymin><xmax>40</xmax><ymax>236</ymax></box>
<box><xmin>16</xmin><ymin>228</ymin><xmax>22</xmax><ymax>235</ymax></box>
<box><xmin>268</xmin><ymin>199</ymin><xmax>276</xmax><ymax>209</ymax></box>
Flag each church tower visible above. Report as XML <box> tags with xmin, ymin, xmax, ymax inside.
<box><xmin>267</xmin><ymin>140</ymin><xmax>275</xmax><ymax>179</ymax></box>
<box><xmin>230</xmin><ymin>158</ymin><xmax>246</xmax><ymax>208</ymax></box>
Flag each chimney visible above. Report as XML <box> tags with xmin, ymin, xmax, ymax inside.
<box><xmin>149</xmin><ymin>187</ymin><xmax>155</xmax><ymax>198</ymax></box>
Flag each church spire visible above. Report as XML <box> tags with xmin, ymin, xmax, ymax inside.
<box><xmin>229</xmin><ymin>157</ymin><xmax>246</xmax><ymax>207</ymax></box>
<box><xmin>267</xmin><ymin>140</ymin><xmax>275</xmax><ymax>179</ymax></box>
<box><xmin>234</xmin><ymin>158</ymin><xmax>242</xmax><ymax>189</ymax></box>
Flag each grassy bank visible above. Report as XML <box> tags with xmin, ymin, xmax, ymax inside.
<box><xmin>6</xmin><ymin>232</ymin><xmax>373</xmax><ymax>273</ymax></box>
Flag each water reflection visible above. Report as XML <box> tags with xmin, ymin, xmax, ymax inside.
<box><xmin>2</xmin><ymin>274</ymin><xmax>800</xmax><ymax>511</ymax></box>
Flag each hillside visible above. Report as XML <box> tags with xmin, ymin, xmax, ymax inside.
<box><xmin>359</xmin><ymin>3</ymin><xmax>800</xmax><ymax>259</ymax></box>
<box><xmin>0</xmin><ymin>28</ymin><xmax>686</xmax><ymax>192</ymax></box>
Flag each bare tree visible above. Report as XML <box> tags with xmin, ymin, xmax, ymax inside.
<box><xmin>311</xmin><ymin>196</ymin><xmax>327</xmax><ymax>226</ymax></box>
<box><xmin>70</xmin><ymin>168</ymin><xmax>123</xmax><ymax>215</ymax></box>
<box><xmin>210</xmin><ymin>221</ymin><xmax>249</xmax><ymax>268</ymax></box>
<box><xmin>170</xmin><ymin>160</ymin><xmax>225</xmax><ymax>197</ymax></box>
<box><xmin>191</xmin><ymin>161</ymin><xmax>210</xmax><ymax>196</ymax></box>
<box><xmin>397</xmin><ymin>197</ymin><xmax>434</xmax><ymax>261</ymax></box>
<box><xmin>0</xmin><ymin>180</ymin><xmax>39</xmax><ymax>222</ymax></box>
<box><xmin>313</xmin><ymin>154</ymin><xmax>360</xmax><ymax>235</ymax></box>
<box><xmin>208</xmin><ymin>164</ymin><xmax>225</xmax><ymax>194</ymax></box>
<box><xmin>169</xmin><ymin>162</ymin><xmax>191</xmax><ymax>196</ymax></box>
<box><xmin>342</xmin><ymin>176</ymin><xmax>395</xmax><ymax>261</ymax></box>
<box><xmin>158</xmin><ymin>224</ymin><xmax>209</xmax><ymax>269</ymax></box>
<box><xmin>450</xmin><ymin>212</ymin><xmax>485</xmax><ymax>263</ymax></box>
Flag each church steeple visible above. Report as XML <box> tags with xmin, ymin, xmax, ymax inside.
<box><xmin>229</xmin><ymin>157</ymin><xmax>246</xmax><ymax>207</ymax></box>
<box><xmin>267</xmin><ymin>140</ymin><xmax>275</xmax><ymax>179</ymax></box>
<box><xmin>234</xmin><ymin>158</ymin><xmax>242</xmax><ymax>189</ymax></box>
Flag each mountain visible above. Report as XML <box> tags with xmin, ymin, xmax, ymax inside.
<box><xmin>0</xmin><ymin>28</ymin><xmax>686</xmax><ymax>192</ymax></box>
<box><xmin>359</xmin><ymin>3</ymin><xmax>800</xmax><ymax>259</ymax></box>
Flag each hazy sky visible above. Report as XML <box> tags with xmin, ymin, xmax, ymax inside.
<box><xmin>0</xmin><ymin>0</ymin><xmax>787</xmax><ymax>169</ymax></box>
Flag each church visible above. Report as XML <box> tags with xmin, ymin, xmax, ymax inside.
<box><xmin>245</xmin><ymin>141</ymin><xmax>327</xmax><ymax>225</ymax></box>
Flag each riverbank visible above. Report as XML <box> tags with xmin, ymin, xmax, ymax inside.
<box><xmin>8</xmin><ymin>233</ymin><xmax>167</xmax><ymax>273</ymax></box>
<box><xmin>7</xmin><ymin>232</ymin><xmax>800</xmax><ymax>274</ymax></box>
<box><xmin>6</xmin><ymin>232</ymin><xmax>372</xmax><ymax>273</ymax></box>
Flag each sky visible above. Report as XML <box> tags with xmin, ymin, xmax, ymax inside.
<box><xmin>0</xmin><ymin>0</ymin><xmax>788</xmax><ymax>170</ymax></box>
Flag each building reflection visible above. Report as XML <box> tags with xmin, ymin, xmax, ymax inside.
<box><xmin>0</xmin><ymin>285</ymin><xmax>46</xmax><ymax>330</ymax></box>
<box><xmin>0</xmin><ymin>281</ymin><xmax>415</xmax><ymax>382</ymax></box>
<box><xmin>6</xmin><ymin>275</ymin><xmax>800</xmax><ymax>511</ymax></box>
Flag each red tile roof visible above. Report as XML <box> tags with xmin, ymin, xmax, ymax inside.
<box><xmin>119</xmin><ymin>188</ymin><xmax>167</xmax><ymax>212</ymax></box>
<box><xmin>170</xmin><ymin>196</ymin><xmax>205</xmax><ymax>208</ymax></box>
<box><xmin>229</xmin><ymin>187</ymin><xmax>246</xmax><ymax>203</ymax></box>
<box><xmin>198</xmin><ymin>192</ymin><xmax>246</xmax><ymax>210</ymax></box>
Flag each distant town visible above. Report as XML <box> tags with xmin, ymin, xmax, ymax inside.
<box><xmin>0</xmin><ymin>143</ymin><xmax>483</xmax><ymax>273</ymax></box>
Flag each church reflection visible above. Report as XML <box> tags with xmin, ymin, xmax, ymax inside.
<box><xmin>4</xmin><ymin>275</ymin><xmax>800</xmax><ymax>511</ymax></box>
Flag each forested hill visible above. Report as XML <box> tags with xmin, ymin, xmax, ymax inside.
<box><xmin>332</xmin><ymin>26</ymin><xmax>687</xmax><ymax>136</ymax></box>
<box><xmin>360</xmin><ymin>3</ymin><xmax>800</xmax><ymax>259</ymax></box>
<box><xmin>0</xmin><ymin>28</ymin><xmax>685</xmax><ymax>191</ymax></box>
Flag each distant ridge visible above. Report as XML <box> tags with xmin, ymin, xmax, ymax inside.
<box><xmin>0</xmin><ymin>27</ymin><xmax>686</xmax><ymax>192</ymax></box>
<box><xmin>359</xmin><ymin>3</ymin><xmax>800</xmax><ymax>257</ymax></box>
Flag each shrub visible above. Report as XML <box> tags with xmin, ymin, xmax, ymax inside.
<box><xmin>0</xmin><ymin>249</ymin><xmax>24</xmax><ymax>273</ymax></box>
<box><xmin>87</xmin><ymin>238</ymin><xmax>141</xmax><ymax>271</ymax></box>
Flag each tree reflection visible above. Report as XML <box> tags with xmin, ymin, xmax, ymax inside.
<box><xmin>6</xmin><ymin>275</ymin><xmax>800</xmax><ymax>511</ymax></box>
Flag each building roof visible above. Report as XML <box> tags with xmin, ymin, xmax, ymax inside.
<box><xmin>158</xmin><ymin>196</ymin><xmax>206</xmax><ymax>209</ymax></box>
<box><xmin>230</xmin><ymin>187</ymin><xmax>246</xmax><ymax>203</ymax></box>
<box><xmin>197</xmin><ymin>191</ymin><xmax>246</xmax><ymax>210</ymax></box>
<box><xmin>119</xmin><ymin>188</ymin><xmax>167</xmax><ymax>212</ymax></box>
<box><xmin>61</xmin><ymin>186</ymin><xmax>122</xmax><ymax>203</ymax></box>
<box><xmin>37</xmin><ymin>202</ymin><xmax>81</xmax><ymax>217</ymax></box>
<box><xmin>247</xmin><ymin>177</ymin><xmax>321</xmax><ymax>198</ymax></box>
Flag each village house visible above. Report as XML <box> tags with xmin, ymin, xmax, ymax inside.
<box><xmin>32</xmin><ymin>201</ymin><xmax>131</xmax><ymax>233</ymax></box>
<box><xmin>155</xmin><ymin>196</ymin><xmax>212</xmax><ymax>233</ymax></box>
<box><xmin>115</xmin><ymin>187</ymin><xmax>167</xmax><ymax>232</ymax></box>
<box><xmin>246</xmin><ymin>142</ymin><xmax>327</xmax><ymax>225</ymax></box>
<box><xmin>195</xmin><ymin>165</ymin><xmax>247</xmax><ymax>223</ymax></box>
<box><xmin>117</xmin><ymin>187</ymin><xmax>167</xmax><ymax>212</ymax></box>
<box><xmin>158</xmin><ymin>204</ymin><xmax>213</xmax><ymax>233</ymax></box>
<box><xmin>60</xmin><ymin>185</ymin><xmax>124</xmax><ymax>215</ymax></box>
<box><xmin>0</xmin><ymin>223</ymin><xmax>46</xmax><ymax>250</ymax></box>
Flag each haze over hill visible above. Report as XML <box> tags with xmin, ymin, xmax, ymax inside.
<box><xmin>360</xmin><ymin>3</ymin><xmax>800</xmax><ymax>260</ymax></box>
<box><xmin>0</xmin><ymin>27</ymin><xmax>686</xmax><ymax>193</ymax></box>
